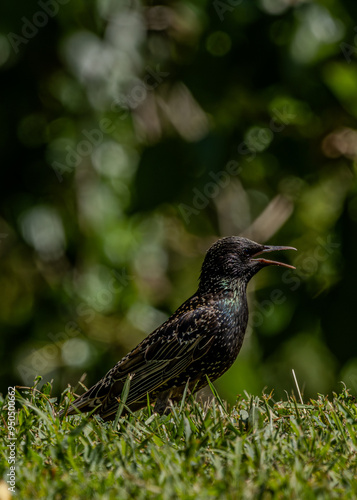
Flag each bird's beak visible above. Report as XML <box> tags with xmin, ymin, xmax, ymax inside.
<box><xmin>251</xmin><ymin>245</ymin><xmax>296</xmax><ymax>269</ymax></box>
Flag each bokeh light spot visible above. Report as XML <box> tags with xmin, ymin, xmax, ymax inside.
<box><xmin>206</xmin><ymin>31</ymin><xmax>231</xmax><ymax>57</ymax></box>
<box><xmin>62</xmin><ymin>338</ymin><xmax>91</xmax><ymax>367</ymax></box>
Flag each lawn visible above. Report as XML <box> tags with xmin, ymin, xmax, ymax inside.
<box><xmin>1</xmin><ymin>379</ymin><xmax>357</xmax><ymax>499</ymax></box>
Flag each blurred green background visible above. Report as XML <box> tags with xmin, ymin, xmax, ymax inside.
<box><xmin>1</xmin><ymin>0</ymin><xmax>357</xmax><ymax>403</ymax></box>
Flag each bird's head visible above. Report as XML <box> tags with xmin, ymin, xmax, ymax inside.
<box><xmin>198</xmin><ymin>236</ymin><xmax>296</xmax><ymax>293</ymax></box>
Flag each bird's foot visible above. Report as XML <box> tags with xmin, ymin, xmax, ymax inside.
<box><xmin>154</xmin><ymin>389</ymin><xmax>172</xmax><ymax>415</ymax></box>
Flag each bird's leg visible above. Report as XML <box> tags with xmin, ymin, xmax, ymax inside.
<box><xmin>154</xmin><ymin>389</ymin><xmax>173</xmax><ymax>415</ymax></box>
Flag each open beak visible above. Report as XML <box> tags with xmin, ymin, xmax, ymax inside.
<box><xmin>251</xmin><ymin>245</ymin><xmax>296</xmax><ymax>269</ymax></box>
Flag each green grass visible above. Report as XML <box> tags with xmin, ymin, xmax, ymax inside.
<box><xmin>1</xmin><ymin>379</ymin><xmax>357</xmax><ymax>499</ymax></box>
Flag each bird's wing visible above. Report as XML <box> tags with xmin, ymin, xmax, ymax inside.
<box><xmin>62</xmin><ymin>304</ymin><xmax>218</xmax><ymax>418</ymax></box>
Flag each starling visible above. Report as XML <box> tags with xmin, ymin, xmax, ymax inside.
<box><xmin>59</xmin><ymin>236</ymin><xmax>295</xmax><ymax>420</ymax></box>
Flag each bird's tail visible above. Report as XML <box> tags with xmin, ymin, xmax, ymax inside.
<box><xmin>58</xmin><ymin>380</ymin><xmax>107</xmax><ymax>417</ymax></box>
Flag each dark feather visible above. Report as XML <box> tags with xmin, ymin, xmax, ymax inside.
<box><xmin>59</xmin><ymin>236</ymin><xmax>295</xmax><ymax>419</ymax></box>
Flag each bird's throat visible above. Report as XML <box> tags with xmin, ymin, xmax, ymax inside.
<box><xmin>214</xmin><ymin>280</ymin><xmax>249</xmax><ymax>335</ymax></box>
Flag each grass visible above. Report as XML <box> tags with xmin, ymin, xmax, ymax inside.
<box><xmin>1</xmin><ymin>378</ymin><xmax>357</xmax><ymax>499</ymax></box>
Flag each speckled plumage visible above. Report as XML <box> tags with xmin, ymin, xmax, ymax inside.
<box><xmin>59</xmin><ymin>236</ymin><xmax>295</xmax><ymax>420</ymax></box>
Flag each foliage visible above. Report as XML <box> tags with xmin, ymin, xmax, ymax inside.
<box><xmin>0</xmin><ymin>0</ymin><xmax>357</xmax><ymax>402</ymax></box>
<box><xmin>1</xmin><ymin>381</ymin><xmax>357</xmax><ymax>499</ymax></box>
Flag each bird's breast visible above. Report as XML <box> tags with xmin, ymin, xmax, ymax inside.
<box><xmin>210</xmin><ymin>292</ymin><xmax>249</xmax><ymax>362</ymax></box>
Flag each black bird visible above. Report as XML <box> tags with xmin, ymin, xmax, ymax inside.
<box><xmin>59</xmin><ymin>236</ymin><xmax>295</xmax><ymax>420</ymax></box>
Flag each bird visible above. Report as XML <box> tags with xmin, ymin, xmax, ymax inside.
<box><xmin>59</xmin><ymin>236</ymin><xmax>296</xmax><ymax>420</ymax></box>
